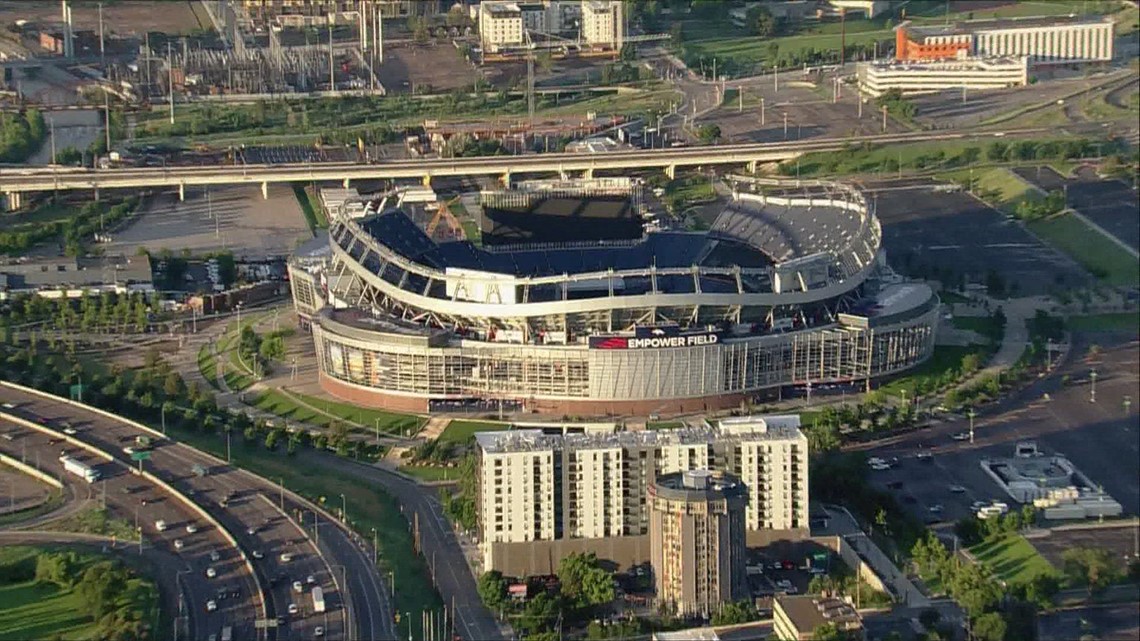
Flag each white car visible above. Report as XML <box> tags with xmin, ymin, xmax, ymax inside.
<box><xmin>971</xmin><ymin>500</ymin><xmax>990</xmax><ymax>511</ymax></box>
<box><xmin>206</xmin><ymin>599</ymin><xmax>217</xmax><ymax>612</ymax></box>
<box><xmin>870</xmin><ymin>462</ymin><xmax>891</xmax><ymax>471</ymax></box>
<box><xmin>247</xmin><ymin>526</ymin><xmax>257</xmax><ymax>535</ymax></box>
<box><xmin>951</xmin><ymin>432</ymin><xmax>970</xmax><ymax>441</ymax></box>
<box><xmin>288</xmin><ymin>603</ymin><xmax>299</xmax><ymax>615</ymax></box>
<box><xmin>62</xmin><ymin>427</ymin><xmax>78</xmax><ymax>435</ymax></box>
<box><xmin>252</xmin><ymin>550</ymin><xmax>264</xmax><ymax>560</ymax></box>
<box><xmin>280</xmin><ymin>552</ymin><xmax>294</xmax><ymax>563</ymax></box>
<box><xmin>174</xmin><ymin>539</ymin><xmax>184</xmax><ymax>551</ymax></box>
<box><xmin>293</xmin><ymin>581</ymin><xmax>304</xmax><ymax>594</ymax></box>
<box><xmin>928</xmin><ymin>505</ymin><xmax>944</xmax><ymax>514</ymax></box>
<box><xmin>948</xmin><ymin>485</ymin><xmax>966</xmax><ymax>493</ymax></box>
<box><xmin>206</xmin><ymin>567</ymin><xmax>217</xmax><ymax>579</ymax></box>
<box><xmin>186</xmin><ymin>524</ymin><xmax>199</xmax><ymax>534</ymax></box>
<box><xmin>314</xmin><ymin>627</ymin><xmax>324</xmax><ymax>638</ymax></box>
<box><xmin>306</xmin><ymin>575</ymin><xmax>316</xmax><ymax>585</ymax></box>
<box><xmin>209</xmin><ymin>550</ymin><xmax>221</xmax><ymax>562</ymax></box>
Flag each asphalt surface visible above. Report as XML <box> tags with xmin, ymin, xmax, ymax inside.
<box><xmin>856</xmin><ymin>337</ymin><xmax>1140</xmax><ymax>526</ymax></box>
<box><xmin>0</xmin><ymin>418</ymin><xmax>258</xmax><ymax>641</ymax></box>
<box><xmin>0</xmin><ymin>386</ymin><xmax>381</xmax><ymax>641</ymax></box>
<box><xmin>1038</xmin><ymin>603</ymin><xmax>1140</xmax><ymax>641</ymax></box>
<box><xmin>1013</xmin><ymin>166</ymin><xmax>1140</xmax><ymax>253</ymax></box>
<box><xmin>873</xmin><ymin>186</ymin><xmax>1090</xmax><ymax>296</ymax></box>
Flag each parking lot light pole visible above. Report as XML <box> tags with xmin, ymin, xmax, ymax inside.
<box><xmin>340</xmin><ymin>493</ymin><xmax>347</xmax><ymax>523</ymax></box>
<box><xmin>967</xmin><ymin>408</ymin><xmax>977</xmax><ymax>444</ymax></box>
<box><xmin>1124</xmin><ymin>395</ymin><xmax>1132</xmax><ymax>414</ymax></box>
<box><xmin>1090</xmin><ymin>369</ymin><xmax>1098</xmax><ymax>403</ymax></box>
<box><xmin>371</xmin><ymin>527</ymin><xmax>378</xmax><ymax>565</ymax></box>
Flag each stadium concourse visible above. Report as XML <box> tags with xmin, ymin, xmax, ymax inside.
<box><xmin>288</xmin><ymin>177</ymin><xmax>940</xmax><ymax>417</ymax></box>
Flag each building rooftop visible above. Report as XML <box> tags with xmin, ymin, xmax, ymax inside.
<box><xmin>474</xmin><ymin>415</ymin><xmax>805</xmax><ymax>454</ymax></box>
<box><xmin>776</xmin><ymin>595</ymin><xmax>863</xmax><ymax>635</ymax></box>
<box><xmin>862</xmin><ymin>55</ymin><xmax>1027</xmax><ymax>71</ymax></box>
<box><xmin>483</xmin><ymin>1</ymin><xmax>522</xmax><ymax>17</ymax></box>
<box><xmin>0</xmin><ymin>254</ymin><xmax>152</xmax><ymax>291</ymax></box>
<box><xmin>901</xmin><ymin>14</ymin><xmax>1111</xmax><ymax>38</ymax></box>
<box><xmin>653</xmin><ymin>469</ymin><xmax>748</xmax><ymax>503</ymax></box>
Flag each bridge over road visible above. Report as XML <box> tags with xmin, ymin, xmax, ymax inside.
<box><xmin>0</xmin><ymin>127</ymin><xmax>1054</xmax><ymax>208</ymax></box>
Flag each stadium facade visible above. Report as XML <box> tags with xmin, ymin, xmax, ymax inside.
<box><xmin>288</xmin><ymin>177</ymin><xmax>939</xmax><ymax>416</ymax></box>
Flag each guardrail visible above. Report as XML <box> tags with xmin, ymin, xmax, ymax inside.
<box><xmin>0</xmin><ymin>451</ymin><xmax>63</xmax><ymax>489</ymax></box>
<box><xmin>0</xmin><ymin>381</ymin><xmax>270</xmax><ymax>632</ymax></box>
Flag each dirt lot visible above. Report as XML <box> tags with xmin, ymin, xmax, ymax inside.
<box><xmin>1030</xmin><ymin>524</ymin><xmax>1139</xmax><ymax>570</ymax></box>
<box><xmin>377</xmin><ymin>43</ymin><xmax>484</xmax><ymax>94</ymax></box>
<box><xmin>0</xmin><ymin>1</ymin><xmax>206</xmax><ymax>37</ymax></box>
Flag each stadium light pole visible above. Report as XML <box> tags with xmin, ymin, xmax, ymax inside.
<box><xmin>1090</xmin><ymin>369</ymin><xmax>1098</xmax><ymax>403</ymax></box>
<box><xmin>967</xmin><ymin>407</ymin><xmax>977</xmax><ymax>444</ymax></box>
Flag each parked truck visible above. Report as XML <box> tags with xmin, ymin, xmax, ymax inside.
<box><xmin>311</xmin><ymin>586</ymin><xmax>325</xmax><ymax>613</ymax></box>
<box><xmin>59</xmin><ymin>454</ymin><xmax>100</xmax><ymax>483</ymax></box>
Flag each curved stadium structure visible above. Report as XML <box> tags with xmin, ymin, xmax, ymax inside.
<box><xmin>288</xmin><ymin>178</ymin><xmax>939</xmax><ymax>415</ymax></box>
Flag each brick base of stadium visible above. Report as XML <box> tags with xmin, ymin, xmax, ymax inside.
<box><xmin>320</xmin><ymin>373</ymin><xmax>750</xmax><ymax>417</ymax></box>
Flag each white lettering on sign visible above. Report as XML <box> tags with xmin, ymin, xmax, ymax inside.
<box><xmin>626</xmin><ymin>333</ymin><xmax>720</xmax><ymax>349</ymax></box>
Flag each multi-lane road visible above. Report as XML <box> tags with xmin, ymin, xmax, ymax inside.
<box><xmin>0</xmin><ymin>382</ymin><xmax>394</xmax><ymax>641</ymax></box>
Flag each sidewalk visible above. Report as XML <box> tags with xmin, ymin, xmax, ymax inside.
<box><xmin>825</xmin><ymin>505</ymin><xmax>929</xmax><ymax>608</ymax></box>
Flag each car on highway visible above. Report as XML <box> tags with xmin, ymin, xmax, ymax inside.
<box><xmin>948</xmin><ymin>485</ymin><xmax>966</xmax><ymax>493</ymax></box>
<box><xmin>174</xmin><ymin>539</ymin><xmax>184</xmax><ymax>551</ymax></box>
<box><xmin>915</xmin><ymin>452</ymin><xmax>933</xmax><ymax>462</ymax></box>
<box><xmin>62</xmin><ymin>426</ymin><xmax>78</xmax><ymax>435</ymax></box>
<box><xmin>869</xmin><ymin>462</ymin><xmax>891</xmax><ymax>471</ymax></box>
<box><xmin>186</xmin><ymin>523</ymin><xmax>199</xmax><ymax>534</ymax></box>
<box><xmin>252</xmin><ymin>550</ymin><xmax>264</xmax><ymax>560</ymax></box>
<box><xmin>928</xmin><ymin>504</ymin><xmax>944</xmax><ymax>514</ymax></box>
<box><xmin>951</xmin><ymin>432</ymin><xmax>970</xmax><ymax>441</ymax></box>
<box><xmin>206</xmin><ymin>567</ymin><xmax>217</xmax><ymax>579</ymax></box>
<box><xmin>206</xmin><ymin>599</ymin><xmax>217</xmax><ymax>612</ymax></box>
<box><xmin>246</xmin><ymin>526</ymin><xmax>257</xmax><ymax>535</ymax></box>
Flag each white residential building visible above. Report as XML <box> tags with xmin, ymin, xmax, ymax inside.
<box><xmin>475</xmin><ymin>415</ymin><xmax>810</xmax><ymax>576</ymax></box>
<box><xmin>581</xmin><ymin>0</ymin><xmax>623</xmax><ymax>50</ymax></box>
<box><xmin>479</xmin><ymin>1</ymin><xmax>524</xmax><ymax>52</ymax></box>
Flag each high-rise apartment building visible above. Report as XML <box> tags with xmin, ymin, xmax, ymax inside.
<box><xmin>650</xmin><ymin>469</ymin><xmax>748</xmax><ymax>618</ymax></box>
<box><xmin>581</xmin><ymin>0</ymin><xmax>623</xmax><ymax>50</ymax></box>
<box><xmin>474</xmin><ymin>416</ymin><xmax>809</xmax><ymax>577</ymax></box>
<box><xmin>478</xmin><ymin>1</ymin><xmax>525</xmax><ymax>53</ymax></box>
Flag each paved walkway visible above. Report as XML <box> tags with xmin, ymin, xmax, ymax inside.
<box><xmin>823</xmin><ymin>505</ymin><xmax>929</xmax><ymax>608</ymax></box>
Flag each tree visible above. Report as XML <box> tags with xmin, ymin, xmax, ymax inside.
<box><xmin>811</xmin><ymin>623</ymin><xmax>844</xmax><ymax>641</ymax></box>
<box><xmin>1023</xmin><ymin>572</ymin><xmax>1060</xmax><ymax>609</ymax></box>
<box><xmin>749</xmin><ymin>6</ymin><xmax>778</xmax><ymax>37</ymax></box>
<box><xmin>696</xmin><ymin>124</ymin><xmax>722</xmax><ymax>144</ymax></box>
<box><xmin>971</xmin><ymin>612</ymin><xmax>1007</xmax><ymax>641</ymax></box>
<box><xmin>711</xmin><ymin>600</ymin><xmax>757</xmax><ymax>625</ymax></box>
<box><xmin>557</xmin><ymin>552</ymin><xmax>614</xmax><ymax>610</ymax></box>
<box><xmin>477</xmin><ymin>570</ymin><xmax>508</xmax><ymax>610</ymax></box>
<box><xmin>1063</xmin><ymin>547</ymin><xmax>1120</xmax><ymax>596</ymax></box>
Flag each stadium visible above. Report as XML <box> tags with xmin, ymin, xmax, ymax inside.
<box><xmin>288</xmin><ymin>177</ymin><xmax>939</xmax><ymax>415</ymax></box>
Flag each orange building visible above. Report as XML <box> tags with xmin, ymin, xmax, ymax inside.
<box><xmin>895</xmin><ymin>24</ymin><xmax>971</xmax><ymax>61</ymax></box>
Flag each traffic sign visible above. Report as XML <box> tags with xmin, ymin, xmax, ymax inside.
<box><xmin>130</xmin><ymin>450</ymin><xmax>151</xmax><ymax>462</ymax></box>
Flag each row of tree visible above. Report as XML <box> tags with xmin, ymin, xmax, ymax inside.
<box><xmin>0</xmin><ymin>110</ymin><xmax>45</xmax><ymax>163</ymax></box>
<box><xmin>0</xmin><ymin>196</ymin><xmax>138</xmax><ymax>256</ymax></box>
<box><xmin>35</xmin><ymin>551</ymin><xmax>155</xmax><ymax>641</ymax></box>
<box><xmin>0</xmin><ymin>291</ymin><xmax>159</xmax><ymax>335</ymax></box>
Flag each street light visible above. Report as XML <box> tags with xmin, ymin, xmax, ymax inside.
<box><xmin>371</xmin><ymin>527</ymin><xmax>378</xmax><ymax>565</ymax></box>
<box><xmin>1090</xmin><ymin>368</ymin><xmax>1098</xmax><ymax>403</ymax></box>
<box><xmin>1125</xmin><ymin>395</ymin><xmax>1132</xmax><ymax>414</ymax></box>
<box><xmin>340</xmin><ymin>493</ymin><xmax>347</xmax><ymax>523</ymax></box>
<box><xmin>968</xmin><ymin>407</ymin><xmax>977</xmax><ymax>444</ymax></box>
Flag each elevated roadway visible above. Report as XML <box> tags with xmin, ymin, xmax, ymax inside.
<box><xmin>0</xmin><ymin>127</ymin><xmax>1058</xmax><ymax>204</ymax></box>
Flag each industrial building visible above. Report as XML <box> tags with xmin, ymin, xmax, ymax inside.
<box><xmin>472</xmin><ymin>415</ymin><xmax>809</xmax><ymax>577</ymax></box>
<box><xmin>240</xmin><ymin>0</ymin><xmax>445</xmax><ymax>25</ymax></box>
<box><xmin>287</xmin><ymin>177</ymin><xmax>938</xmax><ymax>415</ymax></box>
<box><xmin>650</xmin><ymin>469</ymin><xmax>748</xmax><ymax>618</ymax></box>
<box><xmin>856</xmin><ymin>55</ymin><xmax>1028</xmax><ymax>96</ymax></box>
<box><xmin>0</xmin><ymin>254</ymin><xmax>153</xmax><ymax>300</ymax></box>
<box><xmin>894</xmin><ymin>16</ymin><xmax>1114</xmax><ymax>65</ymax></box>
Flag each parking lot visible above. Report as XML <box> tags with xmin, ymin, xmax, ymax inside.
<box><xmin>872</xmin><ymin>185</ymin><xmax>1089</xmax><ymax>296</ymax></box>
<box><xmin>862</xmin><ymin>338</ymin><xmax>1140</xmax><ymax>527</ymax></box>
<box><xmin>745</xmin><ymin>540</ymin><xmax>839</xmax><ymax>599</ymax></box>
<box><xmin>1030</xmin><ymin>524</ymin><xmax>1138</xmax><ymax>570</ymax></box>
<box><xmin>1013</xmin><ymin>166</ymin><xmax>1140</xmax><ymax>252</ymax></box>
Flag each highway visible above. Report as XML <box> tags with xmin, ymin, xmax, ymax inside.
<box><xmin>0</xmin><ymin>127</ymin><xmax>1062</xmax><ymax>195</ymax></box>
<box><xmin>0</xmin><ymin>384</ymin><xmax>396</xmax><ymax>641</ymax></box>
<box><xmin>0</xmin><ymin>416</ymin><xmax>259</xmax><ymax>641</ymax></box>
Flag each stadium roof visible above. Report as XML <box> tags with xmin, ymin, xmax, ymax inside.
<box><xmin>361</xmin><ymin>210</ymin><xmax>771</xmax><ymax>279</ymax></box>
<box><xmin>900</xmin><ymin>15</ymin><xmax>1109</xmax><ymax>38</ymax></box>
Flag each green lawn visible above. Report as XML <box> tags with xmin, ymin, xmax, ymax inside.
<box><xmin>197</xmin><ymin>344</ymin><xmax>219</xmax><ymax>390</ymax></box>
<box><xmin>970</xmin><ymin>535</ymin><xmax>1058</xmax><ymax>586</ymax></box>
<box><xmin>1065</xmin><ymin>312</ymin><xmax>1140</xmax><ymax>333</ymax></box>
<box><xmin>971</xmin><ymin>168</ymin><xmax>1043</xmax><ymax>214</ymax></box>
<box><xmin>43</xmin><ymin>506</ymin><xmax>139</xmax><ymax>541</ymax></box>
<box><xmin>1026</xmin><ymin>213</ymin><xmax>1140</xmax><ymax>288</ymax></box>
<box><xmin>878</xmin><ymin>344</ymin><xmax>990</xmax><ymax>398</ymax></box>
<box><xmin>436</xmin><ymin>420</ymin><xmax>509</xmax><ymax>445</ymax></box>
<box><xmin>292</xmin><ymin>183</ymin><xmax>328</xmax><ymax>232</ymax></box>
<box><xmin>951</xmin><ymin>315</ymin><xmax>1004</xmax><ymax>343</ymax></box>
<box><xmin>646</xmin><ymin>421</ymin><xmax>685</xmax><ymax>430</ymax></box>
<box><xmin>460</xmin><ymin>219</ymin><xmax>481</xmax><ymax>244</ymax></box>
<box><xmin>905</xmin><ymin>0</ymin><xmax>1101</xmax><ymax>21</ymax></box>
<box><xmin>0</xmin><ymin>581</ymin><xmax>98</xmax><ymax>641</ymax></box>
<box><xmin>250</xmin><ymin>387</ymin><xmax>424</xmax><ymax>436</ymax></box>
<box><xmin>683</xmin><ymin>27</ymin><xmax>892</xmax><ymax>76</ymax></box>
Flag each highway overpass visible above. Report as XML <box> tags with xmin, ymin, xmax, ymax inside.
<box><xmin>0</xmin><ymin>127</ymin><xmax>1051</xmax><ymax>208</ymax></box>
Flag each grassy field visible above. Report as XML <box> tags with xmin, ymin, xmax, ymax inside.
<box><xmin>251</xmin><ymin>387</ymin><xmax>423</xmax><ymax>435</ymax></box>
<box><xmin>197</xmin><ymin>344</ymin><xmax>219</xmax><ymax>390</ymax></box>
<box><xmin>907</xmin><ymin>0</ymin><xmax>1099</xmax><ymax>21</ymax></box>
<box><xmin>646</xmin><ymin>421</ymin><xmax>685</xmax><ymax>430</ymax></box>
<box><xmin>971</xmin><ymin>168</ymin><xmax>1044</xmax><ymax>213</ymax></box>
<box><xmin>878</xmin><ymin>344</ymin><xmax>990</xmax><ymax>398</ymax></box>
<box><xmin>435</xmin><ymin>420</ymin><xmax>508</xmax><ymax>445</ymax></box>
<box><xmin>1026</xmin><ymin>213</ymin><xmax>1140</xmax><ymax>287</ymax></box>
<box><xmin>0</xmin><ymin>581</ymin><xmax>99</xmax><ymax>641</ymax></box>
<box><xmin>292</xmin><ymin>184</ymin><xmax>328</xmax><ymax>232</ymax></box>
<box><xmin>682</xmin><ymin>28</ymin><xmax>891</xmax><ymax>76</ymax></box>
<box><xmin>43</xmin><ymin>506</ymin><xmax>139</xmax><ymax>541</ymax></box>
<box><xmin>1065</xmin><ymin>312</ymin><xmax>1140</xmax><ymax>333</ymax></box>
<box><xmin>970</xmin><ymin>535</ymin><xmax>1058</xmax><ymax>586</ymax></box>
<box><xmin>951</xmin><ymin>315</ymin><xmax>1004</xmax><ymax>343</ymax></box>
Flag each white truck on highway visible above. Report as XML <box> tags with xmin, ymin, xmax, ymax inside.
<box><xmin>59</xmin><ymin>454</ymin><xmax>100</xmax><ymax>483</ymax></box>
<box><xmin>311</xmin><ymin>586</ymin><xmax>326</xmax><ymax>613</ymax></box>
